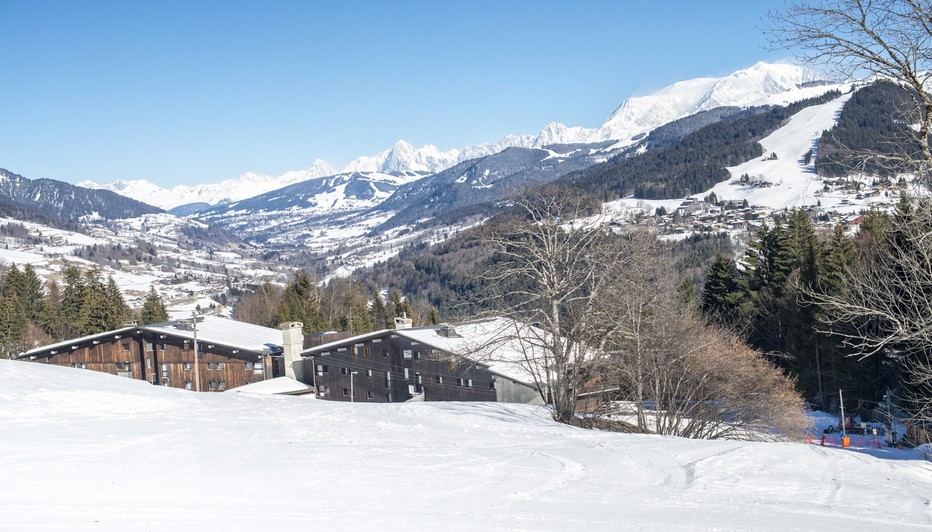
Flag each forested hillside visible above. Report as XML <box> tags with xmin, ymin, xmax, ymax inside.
<box><xmin>561</xmin><ymin>91</ymin><xmax>842</xmax><ymax>200</ymax></box>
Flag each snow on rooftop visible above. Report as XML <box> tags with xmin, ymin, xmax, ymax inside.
<box><xmin>140</xmin><ymin>315</ymin><xmax>283</xmax><ymax>353</ymax></box>
<box><xmin>397</xmin><ymin>318</ymin><xmax>548</xmax><ymax>385</ymax></box>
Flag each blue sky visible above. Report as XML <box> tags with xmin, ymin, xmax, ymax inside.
<box><xmin>0</xmin><ymin>1</ymin><xmax>798</xmax><ymax>187</ymax></box>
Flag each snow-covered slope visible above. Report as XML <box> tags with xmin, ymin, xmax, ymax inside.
<box><xmin>78</xmin><ymin>159</ymin><xmax>334</xmax><ymax>211</ymax></box>
<box><xmin>1</xmin><ymin>360</ymin><xmax>930</xmax><ymax>530</ymax></box>
<box><xmin>548</xmin><ymin>62</ymin><xmax>830</xmax><ymax>147</ymax></box>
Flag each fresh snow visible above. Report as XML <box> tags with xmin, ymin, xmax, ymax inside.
<box><xmin>1</xmin><ymin>360</ymin><xmax>930</xmax><ymax>531</ymax></box>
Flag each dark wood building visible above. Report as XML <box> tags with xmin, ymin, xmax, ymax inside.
<box><xmin>299</xmin><ymin>319</ymin><xmax>542</xmax><ymax>404</ymax></box>
<box><xmin>18</xmin><ymin>316</ymin><xmax>287</xmax><ymax>392</ymax></box>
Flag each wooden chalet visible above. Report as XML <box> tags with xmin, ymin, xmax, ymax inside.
<box><xmin>296</xmin><ymin>317</ymin><xmax>543</xmax><ymax>404</ymax></box>
<box><xmin>18</xmin><ymin>316</ymin><xmax>289</xmax><ymax>392</ymax></box>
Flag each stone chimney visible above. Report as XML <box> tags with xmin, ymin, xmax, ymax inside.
<box><xmin>393</xmin><ymin>313</ymin><xmax>412</xmax><ymax>330</ymax></box>
<box><xmin>280</xmin><ymin>322</ymin><xmax>304</xmax><ymax>380</ymax></box>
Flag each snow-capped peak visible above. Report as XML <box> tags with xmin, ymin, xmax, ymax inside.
<box><xmin>79</xmin><ymin>159</ymin><xmax>335</xmax><ymax>211</ymax></box>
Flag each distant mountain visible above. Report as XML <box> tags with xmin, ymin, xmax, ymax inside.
<box><xmin>80</xmin><ymin>62</ymin><xmax>826</xmax><ymax>211</ymax></box>
<box><xmin>78</xmin><ymin>159</ymin><xmax>335</xmax><ymax>211</ymax></box>
<box><xmin>195</xmin><ymin>170</ymin><xmax>427</xmax><ymax>244</ymax></box>
<box><xmin>0</xmin><ymin>168</ymin><xmax>162</xmax><ymax>221</ymax></box>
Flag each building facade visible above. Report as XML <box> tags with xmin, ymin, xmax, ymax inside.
<box><xmin>299</xmin><ymin>319</ymin><xmax>543</xmax><ymax>404</ymax></box>
<box><xmin>19</xmin><ymin>316</ymin><xmax>286</xmax><ymax>392</ymax></box>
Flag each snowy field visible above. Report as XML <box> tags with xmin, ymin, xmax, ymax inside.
<box><xmin>1</xmin><ymin>360</ymin><xmax>930</xmax><ymax>531</ymax></box>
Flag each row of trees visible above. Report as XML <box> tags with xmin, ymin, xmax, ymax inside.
<box><xmin>0</xmin><ymin>264</ymin><xmax>171</xmax><ymax>359</ymax></box>
<box><xmin>233</xmin><ymin>272</ymin><xmax>438</xmax><ymax>335</ymax></box>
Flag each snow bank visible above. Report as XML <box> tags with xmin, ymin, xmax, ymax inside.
<box><xmin>1</xmin><ymin>360</ymin><xmax>930</xmax><ymax>530</ymax></box>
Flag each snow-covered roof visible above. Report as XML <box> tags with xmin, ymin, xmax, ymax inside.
<box><xmin>19</xmin><ymin>326</ymin><xmax>139</xmax><ymax>358</ymax></box>
<box><xmin>20</xmin><ymin>316</ymin><xmax>284</xmax><ymax>359</ymax></box>
<box><xmin>143</xmin><ymin>316</ymin><xmax>283</xmax><ymax>354</ymax></box>
<box><xmin>395</xmin><ymin>319</ymin><xmax>544</xmax><ymax>386</ymax></box>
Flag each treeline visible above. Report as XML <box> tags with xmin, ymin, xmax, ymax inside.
<box><xmin>0</xmin><ymin>265</ymin><xmax>172</xmax><ymax>359</ymax></box>
<box><xmin>562</xmin><ymin>90</ymin><xmax>842</xmax><ymax>200</ymax></box>
<box><xmin>699</xmin><ymin>205</ymin><xmax>906</xmax><ymax>409</ymax></box>
<box><xmin>817</xmin><ymin>81</ymin><xmax>924</xmax><ymax>177</ymax></box>
<box><xmin>233</xmin><ymin>272</ymin><xmax>440</xmax><ymax>336</ymax></box>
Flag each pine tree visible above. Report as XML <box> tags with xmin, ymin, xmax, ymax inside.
<box><xmin>427</xmin><ymin>307</ymin><xmax>442</xmax><ymax>325</ymax></box>
<box><xmin>105</xmin><ymin>276</ymin><xmax>131</xmax><ymax>329</ymax></box>
<box><xmin>276</xmin><ymin>271</ymin><xmax>327</xmax><ymax>333</ymax></box>
<box><xmin>701</xmin><ymin>255</ymin><xmax>750</xmax><ymax>327</ymax></box>
<box><xmin>60</xmin><ymin>266</ymin><xmax>86</xmax><ymax>337</ymax></box>
<box><xmin>368</xmin><ymin>290</ymin><xmax>389</xmax><ymax>330</ymax></box>
<box><xmin>39</xmin><ymin>280</ymin><xmax>64</xmax><ymax>340</ymax></box>
<box><xmin>140</xmin><ymin>286</ymin><xmax>169</xmax><ymax>324</ymax></box>
<box><xmin>20</xmin><ymin>264</ymin><xmax>44</xmax><ymax>324</ymax></box>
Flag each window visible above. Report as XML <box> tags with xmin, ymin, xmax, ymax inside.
<box><xmin>81</xmin><ymin>363</ymin><xmax>87</xmax><ymax>369</ymax></box>
<box><xmin>208</xmin><ymin>362</ymin><xmax>216</xmax><ymax>370</ymax></box>
<box><xmin>342</xmin><ymin>388</ymin><xmax>349</xmax><ymax>397</ymax></box>
<box><xmin>161</xmin><ymin>363</ymin><xmax>169</xmax><ymax>378</ymax></box>
<box><xmin>219</xmin><ymin>382</ymin><xmax>226</xmax><ymax>391</ymax></box>
<box><xmin>385</xmin><ymin>372</ymin><xmax>392</xmax><ymax>387</ymax></box>
<box><xmin>366</xmin><ymin>369</ymin><xmax>373</xmax><ymax>378</ymax></box>
<box><xmin>372</xmin><ymin>338</ymin><xmax>382</xmax><ymax>344</ymax></box>
<box><xmin>467</xmin><ymin>379</ymin><xmax>473</xmax><ymax>387</ymax></box>
<box><xmin>382</xmin><ymin>349</ymin><xmax>389</xmax><ymax>357</ymax></box>
<box><xmin>416</xmin><ymin>373</ymin><xmax>422</xmax><ymax>385</ymax></box>
<box><xmin>403</xmin><ymin>368</ymin><xmax>410</xmax><ymax>380</ymax></box>
<box><xmin>184</xmin><ymin>362</ymin><xmax>192</xmax><ymax>370</ymax></box>
<box><xmin>366</xmin><ymin>391</ymin><xmax>373</xmax><ymax>399</ymax></box>
<box><xmin>317</xmin><ymin>364</ymin><xmax>328</xmax><ymax>376</ymax></box>
<box><xmin>218</xmin><ymin>362</ymin><xmax>224</xmax><ymax>370</ymax></box>
<box><xmin>364</xmin><ymin>346</ymin><xmax>371</xmax><ymax>357</ymax></box>
<box><xmin>159</xmin><ymin>343</ymin><xmax>166</xmax><ymax>351</ymax></box>
<box><xmin>435</xmin><ymin>375</ymin><xmax>443</xmax><ymax>384</ymax></box>
<box><xmin>209</xmin><ymin>381</ymin><xmax>218</xmax><ymax>391</ymax></box>
<box><xmin>457</xmin><ymin>378</ymin><xmax>465</xmax><ymax>387</ymax></box>
<box><xmin>355</xmin><ymin>343</ymin><xmax>365</xmax><ymax>356</ymax></box>
<box><xmin>146</xmin><ymin>358</ymin><xmax>151</xmax><ymax>369</ymax></box>
<box><xmin>245</xmin><ymin>362</ymin><xmax>254</xmax><ymax>370</ymax></box>
<box><xmin>341</xmin><ymin>367</ymin><xmax>349</xmax><ymax>375</ymax></box>
<box><xmin>121</xmin><ymin>343</ymin><xmax>130</xmax><ymax>352</ymax></box>
<box><xmin>490</xmin><ymin>379</ymin><xmax>496</xmax><ymax>391</ymax></box>
<box><xmin>115</xmin><ymin>362</ymin><xmax>124</xmax><ymax>370</ymax></box>
<box><xmin>403</xmin><ymin>349</ymin><xmax>413</xmax><ymax>359</ymax></box>
<box><xmin>145</xmin><ymin>342</ymin><xmax>154</xmax><ymax>352</ymax></box>
<box><xmin>254</xmin><ymin>362</ymin><xmax>264</xmax><ymax>371</ymax></box>
<box><xmin>183</xmin><ymin>341</ymin><xmax>190</xmax><ymax>350</ymax></box>
<box><xmin>185</xmin><ymin>381</ymin><xmax>193</xmax><ymax>390</ymax></box>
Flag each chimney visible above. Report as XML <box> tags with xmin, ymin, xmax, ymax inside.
<box><xmin>393</xmin><ymin>312</ymin><xmax>412</xmax><ymax>330</ymax></box>
<box><xmin>280</xmin><ymin>322</ymin><xmax>304</xmax><ymax>380</ymax></box>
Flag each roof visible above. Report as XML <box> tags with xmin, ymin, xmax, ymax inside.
<box><xmin>19</xmin><ymin>326</ymin><xmax>139</xmax><ymax>358</ymax></box>
<box><xmin>143</xmin><ymin>316</ymin><xmax>283</xmax><ymax>354</ymax></box>
<box><xmin>19</xmin><ymin>315</ymin><xmax>284</xmax><ymax>359</ymax></box>
<box><xmin>302</xmin><ymin>317</ymin><xmax>546</xmax><ymax>387</ymax></box>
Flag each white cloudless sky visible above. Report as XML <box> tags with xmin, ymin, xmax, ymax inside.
<box><xmin>0</xmin><ymin>0</ymin><xmax>801</xmax><ymax>187</ymax></box>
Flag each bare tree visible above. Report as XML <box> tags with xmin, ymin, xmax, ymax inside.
<box><xmin>767</xmin><ymin>0</ymin><xmax>932</xmax><ymax>181</ymax></box>
<box><xmin>478</xmin><ymin>189</ymin><xmax>634</xmax><ymax>423</ymax></box>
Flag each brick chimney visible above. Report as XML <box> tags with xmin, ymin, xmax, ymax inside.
<box><xmin>280</xmin><ymin>322</ymin><xmax>304</xmax><ymax>380</ymax></box>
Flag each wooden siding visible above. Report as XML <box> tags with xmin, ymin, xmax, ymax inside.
<box><xmin>308</xmin><ymin>333</ymin><xmax>498</xmax><ymax>403</ymax></box>
<box><xmin>29</xmin><ymin>329</ymin><xmax>276</xmax><ymax>392</ymax></box>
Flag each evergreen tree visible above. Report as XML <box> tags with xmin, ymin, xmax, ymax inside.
<box><xmin>368</xmin><ymin>290</ymin><xmax>389</xmax><ymax>330</ymax></box>
<box><xmin>427</xmin><ymin>306</ymin><xmax>442</xmax><ymax>325</ymax></box>
<box><xmin>0</xmin><ymin>293</ymin><xmax>26</xmax><ymax>358</ymax></box>
<box><xmin>140</xmin><ymin>286</ymin><xmax>169</xmax><ymax>324</ymax></box>
<box><xmin>276</xmin><ymin>271</ymin><xmax>327</xmax><ymax>333</ymax></box>
<box><xmin>701</xmin><ymin>255</ymin><xmax>750</xmax><ymax>327</ymax></box>
<box><xmin>39</xmin><ymin>280</ymin><xmax>64</xmax><ymax>340</ymax></box>
<box><xmin>60</xmin><ymin>266</ymin><xmax>86</xmax><ymax>337</ymax></box>
<box><xmin>105</xmin><ymin>275</ymin><xmax>132</xmax><ymax>329</ymax></box>
<box><xmin>78</xmin><ymin>270</ymin><xmax>110</xmax><ymax>335</ymax></box>
<box><xmin>19</xmin><ymin>264</ymin><xmax>44</xmax><ymax>324</ymax></box>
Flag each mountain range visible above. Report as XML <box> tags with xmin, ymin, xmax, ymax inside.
<box><xmin>79</xmin><ymin>62</ymin><xmax>828</xmax><ymax>212</ymax></box>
